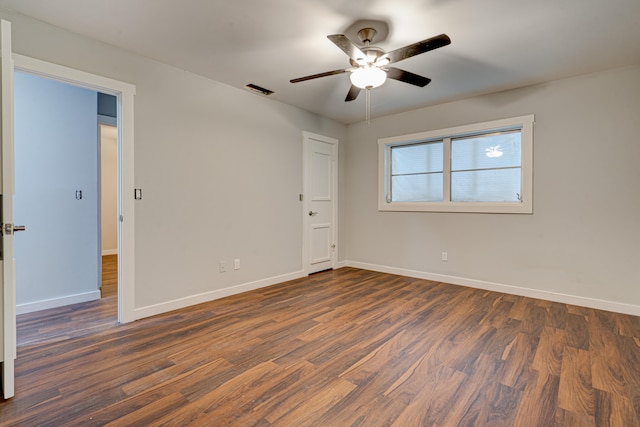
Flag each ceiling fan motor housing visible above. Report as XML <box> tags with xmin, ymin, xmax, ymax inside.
<box><xmin>350</xmin><ymin>46</ymin><xmax>386</xmax><ymax>67</ymax></box>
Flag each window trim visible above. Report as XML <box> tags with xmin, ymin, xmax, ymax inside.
<box><xmin>378</xmin><ymin>115</ymin><xmax>534</xmax><ymax>214</ymax></box>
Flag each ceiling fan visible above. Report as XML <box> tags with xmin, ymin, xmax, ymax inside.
<box><xmin>290</xmin><ymin>28</ymin><xmax>451</xmax><ymax>102</ymax></box>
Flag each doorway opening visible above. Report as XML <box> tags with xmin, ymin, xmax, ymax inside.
<box><xmin>99</xmin><ymin>120</ymin><xmax>118</xmax><ymax>307</ymax></box>
<box><xmin>13</xmin><ymin>74</ymin><xmax>120</xmax><ymax>345</ymax></box>
<box><xmin>12</xmin><ymin>54</ymin><xmax>136</xmax><ymax>325</ymax></box>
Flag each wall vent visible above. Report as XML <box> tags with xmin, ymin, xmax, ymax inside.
<box><xmin>245</xmin><ymin>83</ymin><xmax>274</xmax><ymax>96</ymax></box>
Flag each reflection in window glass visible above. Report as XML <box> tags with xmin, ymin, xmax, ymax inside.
<box><xmin>451</xmin><ymin>131</ymin><xmax>521</xmax><ymax>202</ymax></box>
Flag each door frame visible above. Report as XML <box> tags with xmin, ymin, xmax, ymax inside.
<box><xmin>13</xmin><ymin>54</ymin><xmax>136</xmax><ymax>323</ymax></box>
<box><xmin>1</xmin><ymin>18</ymin><xmax>15</xmax><ymax>399</ymax></box>
<box><xmin>302</xmin><ymin>131</ymin><xmax>338</xmax><ymax>275</ymax></box>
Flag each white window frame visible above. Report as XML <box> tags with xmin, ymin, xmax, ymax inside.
<box><xmin>378</xmin><ymin>115</ymin><xmax>534</xmax><ymax>214</ymax></box>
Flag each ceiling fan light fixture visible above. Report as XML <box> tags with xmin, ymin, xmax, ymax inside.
<box><xmin>350</xmin><ymin>66</ymin><xmax>387</xmax><ymax>89</ymax></box>
<box><xmin>375</xmin><ymin>56</ymin><xmax>391</xmax><ymax>67</ymax></box>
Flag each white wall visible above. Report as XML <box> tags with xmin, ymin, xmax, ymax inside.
<box><xmin>100</xmin><ymin>124</ymin><xmax>117</xmax><ymax>255</ymax></box>
<box><xmin>13</xmin><ymin>72</ymin><xmax>100</xmax><ymax>312</ymax></box>
<box><xmin>345</xmin><ymin>64</ymin><xmax>640</xmax><ymax>313</ymax></box>
<box><xmin>0</xmin><ymin>8</ymin><xmax>347</xmax><ymax>317</ymax></box>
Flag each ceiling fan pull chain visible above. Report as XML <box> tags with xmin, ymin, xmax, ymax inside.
<box><xmin>366</xmin><ymin>88</ymin><xmax>371</xmax><ymax>124</ymax></box>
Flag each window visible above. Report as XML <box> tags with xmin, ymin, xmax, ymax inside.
<box><xmin>379</xmin><ymin>115</ymin><xmax>534</xmax><ymax>213</ymax></box>
<box><xmin>390</xmin><ymin>141</ymin><xmax>443</xmax><ymax>202</ymax></box>
<box><xmin>450</xmin><ymin>130</ymin><xmax>521</xmax><ymax>203</ymax></box>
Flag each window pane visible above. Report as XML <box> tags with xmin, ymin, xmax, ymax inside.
<box><xmin>391</xmin><ymin>141</ymin><xmax>443</xmax><ymax>175</ymax></box>
<box><xmin>451</xmin><ymin>169</ymin><xmax>521</xmax><ymax>202</ymax></box>
<box><xmin>451</xmin><ymin>131</ymin><xmax>521</xmax><ymax>171</ymax></box>
<box><xmin>392</xmin><ymin>173</ymin><xmax>443</xmax><ymax>202</ymax></box>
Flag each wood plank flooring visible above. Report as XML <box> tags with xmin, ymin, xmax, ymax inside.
<box><xmin>2</xmin><ymin>265</ymin><xmax>639</xmax><ymax>426</ymax></box>
<box><xmin>15</xmin><ymin>254</ymin><xmax>118</xmax><ymax>347</ymax></box>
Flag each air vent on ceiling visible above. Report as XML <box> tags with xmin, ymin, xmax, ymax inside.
<box><xmin>245</xmin><ymin>83</ymin><xmax>274</xmax><ymax>96</ymax></box>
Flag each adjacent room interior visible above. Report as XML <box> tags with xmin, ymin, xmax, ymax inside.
<box><xmin>0</xmin><ymin>1</ymin><xmax>639</xmax><ymax>425</ymax></box>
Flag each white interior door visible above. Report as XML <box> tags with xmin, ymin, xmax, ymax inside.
<box><xmin>0</xmin><ymin>18</ymin><xmax>16</xmax><ymax>400</ymax></box>
<box><xmin>303</xmin><ymin>132</ymin><xmax>338</xmax><ymax>274</ymax></box>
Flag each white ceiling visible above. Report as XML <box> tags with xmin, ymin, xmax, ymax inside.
<box><xmin>1</xmin><ymin>0</ymin><xmax>639</xmax><ymax>124</ymax></box>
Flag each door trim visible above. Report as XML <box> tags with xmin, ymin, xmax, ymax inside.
<box><xmin>13</xmin><ymin>54</ymin><xmax>137</xmax><ymax>323</ymax></box>
<box><xmin>1</xmin><ymin>18</ymin><xmax>16</xmax><ymax>399</ymax></box>
<box><xmin>302</xmin><ymin>131</ymin><xmax>338</xmax><ymax>275</ymax></box>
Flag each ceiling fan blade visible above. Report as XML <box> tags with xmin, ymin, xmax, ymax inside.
<box><xmin>386</xmin><ymin>67</ymin><xmax>432</xmax><ymax>87</ymax></box>
<box><xmin>290</xmin><ymin>68</ymin><xmax>348</xmax><ymax>83</ymax></box>
<box><xmin>327</xmin><ymin>34</ymin><xmax>367</xmax><ymax>64</ymax></box>
<box><xmin>385</xmin><ymin>34</ymin><xmax>451</xmax><ymax>64</ymax></box>
<box><xmin>345</xmin><ymin>85</ymin><xmax>361</xmax><ymax>102</ymax></box>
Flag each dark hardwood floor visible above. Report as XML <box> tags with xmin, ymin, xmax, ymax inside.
<box><xmin>15</xmin><ymin>254</ymin><xmax>118</xmax><ymax>347</ymax></box>
<box><xmin>2</xmin><ymin>263</ymin><xmax>639</xmax><ymax>426</ymax></box>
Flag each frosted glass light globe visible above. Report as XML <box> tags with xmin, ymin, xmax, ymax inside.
<box><xmin>350</xmin><ymin>66</ymin><xmax>387</xmax><ymax>89</ymax></box>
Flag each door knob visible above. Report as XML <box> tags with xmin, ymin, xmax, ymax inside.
<box><xmin>308</xmin><ymin>211</ymin><xmax>318</xmax><ymax>216</ymax></box>
<box><xmin>13</xmin><ymin>225</ymin><xmax>26</xmax><ymax>232</ymax></box>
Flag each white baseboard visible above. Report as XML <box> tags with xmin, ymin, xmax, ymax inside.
<box><xmin>102</xmin><ymin>249</ymin><xmax>118</xmax><ymax>256</ymax></box>
<box><xmin>132</xmin><ymin>260</ymin><xmax>640</xmax><ymax>321</ymax></box>
<box><xmin>17</xmin><ymin>290</ymin><xmax>101</xmax><ymax>315</ymax></box>
<box><xmin>134</xmin><ymin>270</ymin><xmax>308</xmax><ymax>320</ymax></box>
<box><xmin>347</xmin><ymin>261</ymin><xmax>640</xmax><ymax>316</ymax></box>
<box><xmin>334</xmin><ymin>260</ymin><xmax>348</xmax><ymax>269</ymax></box>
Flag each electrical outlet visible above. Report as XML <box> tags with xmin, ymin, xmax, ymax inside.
<box><xmin>441</xmin><ymin>251</ymin><xmax>448</xmax><ymax>262</ymax></box>
<box><xmin>234</xmin><ymin>259</ymin><xmax>240</xmax><ymax>270</ymax></box>
<box><xmin>219</xmin><ymin>260</ymin><xmax>226</xmax><ymax>273</ymax></box>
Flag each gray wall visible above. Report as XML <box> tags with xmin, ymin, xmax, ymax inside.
<box><xmin>1</xmin><ymin>6</ymin><xmax>637</xmax><ymax>321</ymax></box>
<box><xmin>100</xmin><ymin>125</ymin><xmax>117</xmax><ymax>255</ymax></box>
<box><xmin>0</xmin><ymin>8</ymin><xmax>347</xmax><ymax>314</ymax></box>
<box><xmin>14</xmin><ymin>72</ymin><xmax>100</xmax><ymax>310</ymax></box>
<box><xmin>345</xmin><ymin>64</ymin><xmax>640</xmax><ymax>310</ymax></box>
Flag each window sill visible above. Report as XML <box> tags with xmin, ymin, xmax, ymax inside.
<box><xmin>378</xmin><ymin>201</ymin><xmax>532</xmax><ymax>214</ymax></box>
